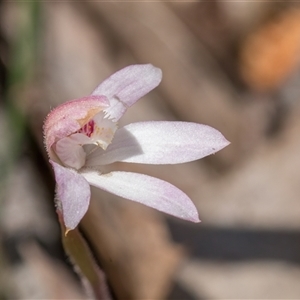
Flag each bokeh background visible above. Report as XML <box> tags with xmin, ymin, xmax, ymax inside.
<box><xmin>1</xmin><ymin>1</ymin><xmax>300</xmax><ymax>299</ymax></box>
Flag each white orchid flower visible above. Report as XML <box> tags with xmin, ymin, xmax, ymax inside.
<box><xmin>44</xmin><ymin>64</ymin><xmax>229</xmax><ymax>232</ymax></box>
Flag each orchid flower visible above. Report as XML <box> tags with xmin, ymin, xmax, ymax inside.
<box><xmin>44</xmin><ymin>64</ymin><xmax>229</xmax><ymax>232</ymax></box>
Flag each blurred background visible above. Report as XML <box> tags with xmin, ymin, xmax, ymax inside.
<box><xmin>1</xmin><ymin>1</ymin><xmax>300</xmax><ymax>299</ymax></box>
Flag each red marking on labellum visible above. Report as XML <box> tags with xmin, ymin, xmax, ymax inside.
<box><xmin>78</xmin><ymin>120</ymin><xmax>95</xmax><ymax>137</ymax></box>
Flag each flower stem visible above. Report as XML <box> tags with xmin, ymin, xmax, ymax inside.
<box><xmin>59</xmin><ymin>216</ymin><xmax>111</xmax><ymax>300</ymax></box>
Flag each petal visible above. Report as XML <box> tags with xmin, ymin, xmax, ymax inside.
<box><xmin>44</xmin><ymin>95</ymin><xmax>109</xmax><ymax>156</ymax></box>
<box><xmin>82</xmin><ymin>171</ymin><xmax>200</xmax><ymax>222</ymax></box>
<box><xmin>50</xmin><ymin>160</ymin><xmax>91</xmax><ymax>230</ymax></box>
<box><xmin>91</xmin><ymin>64</ymin><xmax>162</xmax><ymax>121</ymax></box>
<box><xmin>86</xmin><ymin>121</ymin><xmax>230</xmax><ymax>166</ymax></box>
<box><xmin>55</xmin><ymin>133</ymin><xmax>91</xmax><ymax>169</ymax></box>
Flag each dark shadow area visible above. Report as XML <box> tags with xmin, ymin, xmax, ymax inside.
<box><xmin>1</xmin><ymin>232</ymin><xmax>65</xmax><ymax>267</ymax></box>
<box><xmin>167</xmin><ymin>218</ymin><xmax>300</xmax><ymax>264</ymax></box>
<box><xmin>167</xmin><ymin>280</ymin><xmax>200</xmax><ymax>300</ymax></box>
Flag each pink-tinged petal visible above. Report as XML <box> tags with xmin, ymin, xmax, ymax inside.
<box><xmin>86</xmin><ymin>121</ymin><xmax>230</xmax><ymax>166</ymax></box>
<box><xmin>82</xmin><ymin>171</ymin><xmax>200</xmax><ymax>222</ymax></box>
<box><xmin>91</xmin><ymin>64</ymin><xmax>162</xmax><ymax>121</ymax></box>
<box><xmin>55</xmin><ymin>133</ymin><xmax>92</xmax><ymax>169</ymax></box>
<box><xmin>44</xmin><ymin>95</ymin><xmax>109</xmax><ymax>155</ymax></box>
<box><xmin>50</xmin><ymin>160</ymin><xmax>91</xmax><ymax>230</ymax></box>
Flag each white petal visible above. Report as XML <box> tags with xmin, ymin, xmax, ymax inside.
<box><xmin>91</xmin><ymin>64</ymin><xmax>162</xmax><ymax>121</ymax></box>
<box><xmin>82</xmin><ymin>171</ymin><xmax>200</xmax><ymax>222</ymax></box>
<box><xmin>55</xmin><ymin>133</ymin><xmax>91</xmax><ymax>169</ymax></box>
<box><xmin>86</xmin><ymin>121</ymin><xmax>230</xmax><ymax>166</ymax></box>
<box><xmin>50</xmin><ymin>161</ymin><xmax>91</xmax><ymax>230</ymax></box>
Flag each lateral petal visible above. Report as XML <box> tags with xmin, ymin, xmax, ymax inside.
<box><xmin>86</xmin><ymin>121</ymin><xmax>230</xmax><ymax>166</ymax></box>
<box><xmin>82</xmin><ymin>171</ymin><xmax>200</xmax><ymax>222</ymax></box>
<box><xmin>91</xmin><ymin>64</ymin><xmax>162</xmax><ymax>121</ymax></box>
<box><xmin>50</xmin><ymin>161</ymin><xmax>91</xmax><ymax>230</ymax></box>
